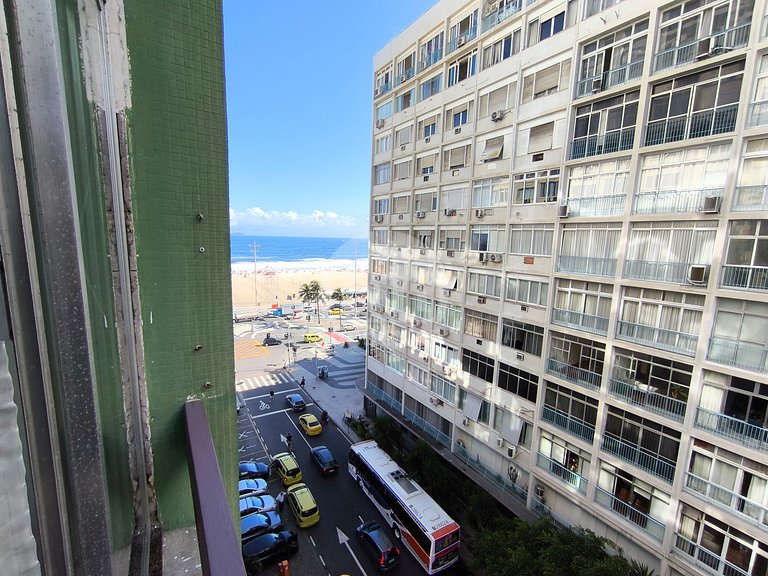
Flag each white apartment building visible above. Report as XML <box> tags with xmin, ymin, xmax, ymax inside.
<box><xmin>365</xmin><ymin>1</ymin><xmax>768</xmax><ymax>575</ymax></box>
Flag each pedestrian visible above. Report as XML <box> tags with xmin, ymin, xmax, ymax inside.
<box><xmin>269</xmin><ymin>389</ymin><xmax>274</xmax><ymax>401</ymax></box>
<box><xmin>300</xmin><ymin>377</ymin><xmax>305</xmax><ymax>388</ymax></box>
<box><xmin>276</xmin><ymin>491</ymin><xmax>285</xmax><ymax>512</ymax></box>
<box><xmin>286</xmin><ymin>432</ymin><xmax>293</xmax><ymax>451</ymax></box>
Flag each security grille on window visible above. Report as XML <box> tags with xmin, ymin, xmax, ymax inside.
<box><xmin>513</xmin><ymin>169</ymin><xmax>560</xmax><ymax>204</ymax></box>
<box><xmin>522</xmin><ymin>59</ymin><xmax>571</xmax><ymax>102</ymax></box>
<box><xmin>528</xmin><ymin>122</ymin><xmax>554</xmax><ymax>153</ymax></box>
<box><xmin>480</xmin><ymin>136</ymin><xmax>504</xmax><ymax>162</ymax></box>
<box><xmin>443</xmin><ymin>145</ymin><xmax>471</xmax><ymax>170</ymax></box>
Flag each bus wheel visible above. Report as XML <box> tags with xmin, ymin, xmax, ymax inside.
<box><xmin>393</xmin><ymin>526</ymin><xmax>401</xmax><ymax>540</ymax></box>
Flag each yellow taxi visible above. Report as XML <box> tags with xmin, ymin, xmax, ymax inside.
<box><xmin>286</xmin><ymin>483</ymin><xmax>320</xmax><ymax>528</ymax></box>
<box><xmin>271</xmin><ymin>452</ymin><xmax>302</xmax><ymax>486</ymax></box>
<box><xmin>303</xmin><ymin>334</ymin><xmax>322</xmax><ymax>343</ymax></box>
<box><xmin>329</xmin><ymin>308</ymin><xmax>342</xmax><ymax>315</ymax></box>
<box><xmin>299</xmin><ymin>414</ymin><xmax>323</xmax><ymax>436</ymax></box>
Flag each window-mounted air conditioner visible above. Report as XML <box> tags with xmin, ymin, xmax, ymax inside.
<box><xmin>489</xmin><ymin>253</ymin><xmax>503</xmax><ymax>263</ymax></box>
<box><xmin>396</xmin><ymin>279</ymin><xmax>402</xmax><ymax>286</ymax></box>
<box><xmin>423</xmin><ymin>175</ymin><xmax>430</xmax><ymax>182</ymax></box>
<box><xmin>457</xmin><ymin>37</ymin><xmax>466</xmax><ymax>47</ymax></box>
<box><xmin>397</xmin><ymin>214</ymin><xmax>404</xmax><ymax>220</ymax></box>
<box><xmin>374</xmin><ymin>87</ymin><xmax>381</xmax><ymax>97</ymax></box>
<box><xmin>491</xmin><ymin>110</ymin><xmax>505</xmax><ymax>122</ymax></box>
<box><xmin>516</xmin><ymin>352</ymin><xmax>525</xmax><ymax>361</ymax></box>
<box><xmin>461</xmin><ymin>416</ymin><xmax>470</xmax><ymax>426</ymax></box>
<box><xmin>446</xmin><ymin>250</ymin><xmax>454</xmax><ymax>257</ymax></box>
<box><xmin>687</xmin><ymin>264</ymin><xmax>709</xmax><ymax>286</ymax></box>
<box><xmin>390</xmin><ymin>311</ymin><xmax>399</xmax><ymax>318</ymax></box>
<box><xmin>413</xmin><ymin>318</ymin><xmax>422</xmax><ymax>327</ymax></box>
<box><xmin>400</xmin><ymin>145</ymin><xmax>406</xmax><ymax>151</ymax></box>
<box><xmin>534</xmin><ymin>484</ymin><xmax>545</xmax><ymax>500</ymax></box>
<box><xmin>478</xmin><ymin>252</ymin><xmax>487</xmax><ymax>263</ymax></box>
<box><xmin>416</xmin><ymin>284</ymin><xmax>424</xmax><ymax>291</ymax></box>
<box><xmin>475</xmin><ymin>209</ymin><xmax>484</xmax><ymax>218</ymax></box>
<box><xmin>696</xmin><ymin>38</ymin><xmax>713</xmax><ymax>60</ymax></box>
<box><xmin>507</xmin><ymin>445</ymin><xmax>517</xmax><ymax>458</ymax></box>
<box><xmin>399</xmin><ymin>74</ymin><xmax>406</xmax><ymax>83</ymax></box>
<box><xmin>442</xmin><ymin>289</ymin><xmax>452</xmax><ymax>297</ymax></box>
<box><xmin>439</xmin><ymin>328</ymin><xmax>450</xmax><ymax>336</ymax></box>
<box><xmin>591</xmin><ymin>79</ymin><xmax>602</xmax><ymax>93</ymax></box>
<box><xmin>374</xmin><ymin>215</ymin><xmax>384</xmax><ymax>222</ymax></box>
<box><xmin>496</xmin><ymin>436</ymin><xmax>504</xmax><ymax>448</ymax></box>
<box><xmin>444</xmin><ymin>209</ymin><xmax>457</xmax><ymax>216</ymax></box>
<box><xmin>374</xmin><ymin>274</ymin><xmax>381</xmax><ymax>281</ymax></box>
<box><xmin>425</xmin><ymin>136</ymin><xmax>431</xmax><ymax>143</ymax></box>
<box><xmin>373</xmin><ymin>304</ymin><xmax>384</xmax><ymax>313</ymax></box>
<box><xmin>419</xmin><ymin>248</ymin><xmax>426</xmax><ymax>255</ymax></box>
<box><xmin>454</xmin><ymin>127</ymin><xmax>462</xmax><ymax>135</ymax></box>
<box><xmin>700</xmin><ymin>196</ymin><xmax>721</xmax><ymax>214</ymax></box>
<box><xmin>558</xmin><ymin>204</ymin><xmax>570</xmax><ymax>218</ymax></box>
<box><xmin>415</xmin><ymin>211</ymin><xmax>426</xmax><ymax>218</ymax></box>
<box><xmin>429</xmin><ymin>396</ymin><xmax>443</xmax><ymax>406</ymax></box>
<box><xmin>376</xmin><ymin>119</ymin><xmax>386</xmax><ymax>129</ymax></box>
<box><xmin>477</xmin><ymin>296</ymin><xmax>486</xmax><ymax>304</ymax></box>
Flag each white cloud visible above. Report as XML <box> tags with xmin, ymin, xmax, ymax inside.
<box><xmin>230</xmin><ymin>207</ymin><xmax>367</xmax><ymax>237</ymax></box>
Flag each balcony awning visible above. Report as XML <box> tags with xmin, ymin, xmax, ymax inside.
<box><xmin>505</xmin><ymin>413</ymin><xmax>523</xmax><ymax>445</ymax></box>
<box><xmin>462</xmin><ymin>393</ymin><xmax>483</xmax><ymax>421</ymax></box>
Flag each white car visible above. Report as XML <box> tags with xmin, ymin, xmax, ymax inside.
<box><xmin>339</xmin><ymin>323</ymin><xmax>355</xmax><ymax>332</ymax></box>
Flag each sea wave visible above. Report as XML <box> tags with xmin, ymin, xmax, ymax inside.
<box><xmin>231</xmin><ymin>258</ymin><xmax>369</xmax><ymax>274</ymax></box>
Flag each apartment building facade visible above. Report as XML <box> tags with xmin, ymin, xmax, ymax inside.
<box><xmin>366</xmin><ymin>1</ymin><xmax>768</xmax><ymax>574</ymax></box>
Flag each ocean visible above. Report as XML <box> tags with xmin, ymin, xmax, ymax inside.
<box><xmin>230</xmin><ymin>235</ymin><xmax>369</xmax><ymax>273</ymax></box>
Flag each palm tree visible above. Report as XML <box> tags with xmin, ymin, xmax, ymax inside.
<box><xmin>330</xmin><ymin>288</ymin><xmax>345</xmax><ymax>305</ymax></box>
<box><xmin>298</xmin><ymin>280</ymin><xmax>324</xmax><ymax>324</ymax></box>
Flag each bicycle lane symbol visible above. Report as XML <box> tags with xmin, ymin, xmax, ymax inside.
<box><xmin>259</xmin><ymin>400</ymin><xmax>270</xmax><ymax>411</ymax></box>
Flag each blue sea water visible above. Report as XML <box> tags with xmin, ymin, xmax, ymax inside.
<box><xmin>230</xmin><ymin>235</ymin><xmax>368</xmax><ymax>272</ymax></box>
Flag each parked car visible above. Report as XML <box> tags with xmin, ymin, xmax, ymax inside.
<box><xmin>298</xmin><ymin>413</ymin><xmax>322</xmax><ymax>436</ymax></box>
<box><xmin>329</xmin><ymin>303</ymin><xmax>343</xmax><ymax>310</ymax></box>
<box><xmin>303</xmin><ymin>333</ymin><xmax>322</xmax><ymax>343</ymax></box>
<box><xmin>329</xmin><ymin>308</ymin><xmax>342</xmax><ymax>315</ymax></box>
<box><xmin>338</xmin><ymin>323</ymin><xmax>355</xmax><ymax>332</ymax></box>
<box><xmin>286</xmin><ymin>483</ymin><xmax>320</xmax><ymax>528</ymax></box>
<box><xmin>242</xmin><ymin>531</ymin><xmax>298</xmax><ymax>573</ymax></box>
<box><xmin>239</xmin><ymin>495</ymin><xmax>277</xmax><ymax>517</ymax></box>
<box><xmin>238</xmin><ymin>478</ymin><xmax>268</xmax><ymax>497</ymax></box>
<box><xmin>356</xmin><ymin>521</ymin><xmax>401</xmax><ymax>572</ymax></box>
<box><xmin>239</xmin><ymin>461</ymin><xmax>270</xmax><ymax>481</ymax></box>
<box><xmin>262</xmin><ymin>336</ymin><xmax>282</xmax><ymax>346</ymax></box>
<box><xmin>310</xmin><ymin>445</ymin><xmax>339</xmax><ymax>475</ymax></box>
<box><xmin>241</xmin><ymin>511</ymin><xmax>283</xmax><ymax>544</ymax></box>
<box><xmin>285</xmin><ymin>393</ymin><xmax>306</xmax><ymax>411</ymax></box>
<box><xmin>271</xmin><ymin>452</ymin><xmax>302</xmax><ymax>486</ymax></box>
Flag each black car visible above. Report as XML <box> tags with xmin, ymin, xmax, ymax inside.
<box><xmin>239</xmin><ymin>461</ymin><xmax>270</xmax><ymax>481</ymax></box>
<box><xmin>285</xmin><ymin>393</ymin><xmax>306</xmax><ymax>411</ymax></box>
<box><xmin>242</xmin><ymin>531</ymin><xmax>298</xmax><ymax>573</ymax></box>
<box><xmin>241</xmin><ymin>511</ymin><xmax>283</xmax><ymax>544</ymax></box>
<box><xmin>262</xmin><ymin>336</ymin><xmax>282</xmax><ymax>346</ymax></box>
<box><xmin>329</xmin><ymin>303</ymin><xmax>343</xmax><ymax>310</ymax></box>
<box><xmin>356</xmin><ymin>521</ymin><xmax>401</xmax><ymax>572</ymax></box>
<box><xmin>310</xmin><ymin>445</ymin><xmax>339</xmax><ymax>475</ymax></box>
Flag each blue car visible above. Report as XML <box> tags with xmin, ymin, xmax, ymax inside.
<box><xmin>285</xmin><ymin>394</ymin><xmax>306</xmax><ymax>411</ymax></box>
<box><xmin>241</xmin><ymin>511</ymin><xmax>283</xmax><ymax>544</ymax></box>
<box><xmin>238</xmin><ymin>478</ymin><xmax>268</xmax><ymax>497</ymax></box>
<box><xmin>239</xmin><ymin>461</ymin><xmax>269</xmax><ymax>480</ymax></box>
<box><xmin>239</xmin><ymin>495</ymin><xmax>277</xmax><ymax>517</ymax></box>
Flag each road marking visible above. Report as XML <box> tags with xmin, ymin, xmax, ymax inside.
<box><xmin>337</xmin><ymin>528</ymin><xmax>368</xmax><ymax>576</ymax></box>
<box><xmin>310</xmin><ymin>536</ymin><xmax>317</xmax><ymax>547</ymax></box>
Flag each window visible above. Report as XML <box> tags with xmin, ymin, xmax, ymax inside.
<box><xmin>385</xmin><ymin>349</ymin><xmax>405</xmax><ymax>374</ymax></box>
<box><xmin>411</xmin><ymin>264</ymin><xmax>432</xmax><ymax>285</ymax></box>
<box><xmin>445</xmin><ymin>101</ymin><xmax>474</xmax><ymax>130</ymax></box>
<box><xmin>419</xmin><ymin>74</ymin><xmax>442</xmax><ymax>100</ymax></box>
<box><xmin>448</xmin><ymin>9</ymin><xmax>479</xmax><ymax>50</ymax></box>
<box><xmin>481</xmin><ymin>30</ymin><xmax>520</xmax><ymax>69</ymax></box>
<box><xmin>698</xmin><ymin>371</ymin><xmax>768</xmax><ymax>432</ymax></box>
<box><xmin>392</xmin><ymin>195</ymin><xmax>409</xmax><ymax>214</ymax></box>
<box><xmin>577</xmin><ymin>20</ymin><xmax>647</xmax><ymax>96</ymax></box>
<box><xmin>478</xmin><ymin>82</ymin><xmax>517</xmax><ymax>119</ymax></box>
<box><xmin>509</xmin><ymin>224</ymin><xmax>554</xmax><ymax>256</ymax></box>
<box><xmin>540</xmin><ymin>432</ymin><xmax>592</xmax><ymax>488</ymax></box>
<box><xmin>395</xmin><ymin>52</ymin><xmax>414</xmax><ymax>85</ymax></box>
<box><xmin>414</xmin><ymin>189</ymin><xmax>437</xmax><ymax>212</ymax></box>
<box><xmin>544</xmin><ymin>382</ymin><xmax>599</xmax><ymax>431</ymax></box>
<box><xmin>585</xmin><ymin>0</ymin><xmax>629</xmax><ymax>18</ymax></box>
<box><xmin>479</xmin><ymin>136</ymin><xmax>505</xmax><ymax>162</ymax></box>
<box><xmin>376</xmin><ymin>101</ymin><xmax>393</xmax><ymax>122</ymax></box>
<box><xmin>407</xmin><ymin>363</ymin><xmax>429</xmax><ymax>386</ymax></box>
<box><xmin>418</xmin><ymin>31</ymin><xmax>444</xmax><ymax>72</ymax></box>
<box><xmin>572</xmin><ymin>90</ymin><xmax>638</xmax><ymax>159</ymax></box>
<box><xmin>375</xmin><ymin>134</ymin><xmax>391</xmax><ymax>155</ymax></box>
<box><xmin>501</xmin><ymin>320</ymin><xmax>544</xmax><ymax>356</ymax></box>
<box><xmin>375</xmin><ymin>65</ymin><xmax>392</xmax><ymax>95</ymax></box>
<box><xmin>493</xmin><ymin>406</ymin><xmax>527</xmax><ymax>446</ymax></box>
<box><xmin>749</xmin><ymin>53</ymin><xmax>768</xmax><ymax>127</ymax></box>
<box><xmin>553</xmin><ymin>279</ymin><xmax>612</xmax><ymax>334</ymax></box>
<box><xmin>458</xmin><ymin>390</ymin><xmax>491</xmax><ymax>425</ymax></box>
<box><xmin>396</xmin><ymin>89</ymin><xmax>415</xmax><ymax>113</ymax></box>
<box><xmin>709</xmin><ymin>298</ymin><xmax>768</xmax><ymax>371</ymax></box>
<box><xmin>409</xmin><ymin>295</ymin><xmax>432</xmax><ymax>320</ymax></box>
<box><xmin>374</xmin><ymin>162</ymin><xmax>391</xmax><ymax>185</ymax></box>
<box><xmin>498</xmin><ymin>363</ymin><xmax>539</xmax><ymax>402</ymax></box>
<box><xmin>417</xmin><ymin>153</ymin><xmax>437</xmax><ymax>175</ymax></box>
<box><xmin>540</xmin><ymin>11</ymin><xmax>566</xmax><ymax>40</ymax></box>
<box><xmin>430</xmin><ymin>374</ymin><xmax>456</xmax><ymax>404</ymax></box>
<box><xmin>468</xmin><ymin>272</ymin><xmax>502</xmax><ymax>298</ymax></box>
<box><xmin>372</xmin><ymin>228</ymin><xmax>388</xmax><ymax>246</ymax></box>
<box><xmin>440</xmin><ymin>185</ymin><xmax>468</xmax><ymax>209</ymax></box>
<box><xmin>549</xmin><ymin>332</ymin><xmax>605</xmax><ymax>387</ymax></box>
<box><xmin>418</xmin><ymin>114</ymin><xmax>439</xmax><ymax>139</ymax></box>
<box><xmin>734</xmin><ymin>138</ymin><xmax>768</xmax><ymax>210</ymax></box>
<box><xmin>470</xmin><ymin>224</ymin><xmax>506</xmax><ymax>253</ymax></box>
<box><xmin>436</xmin><ymin>267</ymin><xmax>462</xmax><ymax>291</ymax></box>
<box><xmin>462</xmin><ymin>349</ymin><xmax>495</xmax><ymax>383</ymax></box>
<box><xmin>513</xmin><ymin>170</ymin><xmax>560</xmax><ymax>204</ymax></box>
<box><xmin>373</xmin><ymin>197</ymin><xmax>389</xmax><ymax>215</ymax></box>
<box><xmin>368</xmin><ymin>341</ymin><xmax>385</xmax><ymax>363</ymax></box>
<box><xmin>566</xmin><ymin>158</ymin><xmax>630</xmax><ymax>217</ymax></box>
<box><xmin>506</xmin><ymin>276</ymin><xmax>549</xmax><ymax>307</ymax></box>
<box><xmin>395</xmin><ymin>126</ymin><xmax>412</xmax><ymax>147</ymax></box>
<box><xmin>722</xmin><ymin>220</ymin><xmax>768</xmax><ymax>291</ymax></box>
<box><xmin>447</xmin><ymin>50</ymin><xmax>477</xmax><ymax>87</ymax></box>
<box><xmin>558</xmin><ymin>222</ymin><xmax>621</xmax><ymax>276</ymax></box>
<box><xmin>613</xmin><ymin>348</ymin><xmax>692</xmax><ymax>404</ymax></box>
<box><xmin>438</xmin><ymin>228</ymin><xmax>465</xmax><ymax>252</ymax></box>
<box><xmin>472</xmin><ymin>177</ymin><xmax>509</xmax><ymax>208</ymax></box>
<box><xmin>528</xmin><ymin>122</ymin><xmax>555</xmax><ymax>153</ymax></box>
<box><xmin>433</xmin><ymin>341</ymin><xmax>460</xmax><ymax>367</ymax></box>
<box><xmin>371</xmin><ymin>259</ymin><xmax>387</xmax><ymax>275</ymax></box>
<box><xmin>434</xmin><ymin>301</ymin><xmax>462</xmax><ymax>329</ymax></box>
<box><xmin>393</xmin><ymin>160</ymin><xmax>411</xmax><ymax>181</ymax></box>
<box><xmin>645</xmin><ymin>61</ymin><xmax>744</xmax><ymax>146</ymax></box>
<box><xmin>442</xmin><ymin>145</ymin><xmax>471</xmax><ymax>170</ymax></box>
<box><xmin>522</xmin><ymin>59</ymin><xmax>571</xmax><ymax>103</ymax></box>
<box><xmin>597</xmin><ymin>462</ymin><xmax>670</xmax><ymax>529</ymax></box>
<box><xmin>464</xmin><ymin>309</ymin><xmax>498</xmax><ymax>340</ymax></box>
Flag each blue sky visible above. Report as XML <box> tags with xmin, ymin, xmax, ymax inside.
<box><xmin>224</xmin><ymin>0</ymin><xmax>436</xmax><ymax>238</ymax></box>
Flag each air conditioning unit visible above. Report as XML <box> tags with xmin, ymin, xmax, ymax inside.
<box><xmin>415</xmin><ymin>211</ymin><xmax>426</xmax><ymax>218</ymax></box>
<box><xmin>416</xmin><ymin>284</ymin><xmax>424</xmax><ymax>291</ymax></box>
<box><xmin>696</xmin><ymin>38</ymin><xmax>712</xmax><ymax>60</ymax></box>
<box><xmin>591</xmin><ymin>79</ymin><xmax>602</xmax><ymax>93</ymax></box>
<box><xmin>442</xmin><ymin>289</ymin><xmax>452</xmax><ymax>297</ymax></box>
<box><xmin>374</xmin><ymin>87</ymin><xmax>381</xmax><ymax>97</ymax></box>
<box><xmin>700</xmin><ymin>196</ymin><xmax>721</xmax><ymax>214</ymax></box>
<box><xmin>477</xmin><ymin>296</ymin><xmax>486</xmax><ymax>304</ymax></box>
<box><xmin>454</xmin><ymin>127</ymin><xmax>461</xmax><ymax>135</ymax></box>
<box><xmin>374</xmin><ymin>274</ymin><xmax>381</xmax><ymax>281</ymax></box>
<box><xmin>396</xmin><ymin>279</ymin><xmax>403</xmax><ymax>286</ymax></box>
<box><xmin>397</xmin><ymin>214</ymin><xmax>404</xmax><ymax>220</ymax></box>
<box><xmin>456</xmin><ymin>439</ymin><xmax>465</xmax><ymax>449</ymax></box>
<box><xmin>418</xmin><ymin>248</ymin><xmax>425</xmax><ymax>255</ymax></box>
<box><xmin>374</xmin><ymin>215</ymin><xmax>384</xmax><ymax>222</ymax></box>
<box><xmin>439</xmin><ymin>328</ymin><xmax>450</xmax><ymax>336</ymax></box>
<box><xmin>425</xmin><ymin>136</ymin><xmax>431</xmax><ymax>143</ymax></box>
<box><xmin>429</xmin><ymin>396</ymin><xmax>443</xmax><ymax>406</ymax></box>
<box><xmin>534</xmin><ymin>484</ymin><xmax>546</xmax><ymax>500</ymax></box>
<box><xmin>478</xmin><ymin>252</ymin><xmax>487</xmax><ymax>263</ymax></box>
<box><xmin>507</xmin><ymin>445</ymin><xmax>517</xmax><ymax>458</ymax></box>
<box><xmin>400</xmin><ymin>145</ymin><xmax>406</xmax><ymax>152</ymax></box>
<box><xmin>400</xmin><ymin>74</ymin><xmax>406</xmax><ymax>83</ymax></box>
<box><xmin>373</xmin><ymin>304</ymin><xmax>384</xmax><ymax>313</ymax></box>
<box><xmin>461</xmin><ymin>416</ymin><xmax>470</xmax><ymax>426</ymax></box>
<box><xmin>457</xmin><ymin>37</ymin><xmax>466</xmax><ymax>47</ymax></box>
<box><xmin>475</xmin><ymin>209</ymin><xmax>484</xmax><ymax>218</ymax></box>
<box><xmin>376</xmin><ymin>119</ymin><xmax>386</xmax><ymax>129</ymax></box>
<box><xmin>558</xmin><ymin>204</ymin><xmax>570</xmax><ymax>218</ymax></box>
<box><xmin>687</xmin><ymin>264</ymin><xmax>709</xmax><ymax>286</ymax></box>
<box><xmin>444</xmin><ymin>209</ymin><xmax>457</xmax><ymax>216</ymax></box>
<box><xmin>516</xmin><ymin>352</ymin><xmax>524</xmax><ymax>361</ymax></box>
<box><xmin>413</xmin><ymin>318</ymin><xmax>422</xmax><ymax>327</ymax></box>
<box><xmin>489</xmin><ymin>253</ymin><xmax>503</xmax><ymax>263</ymax></box>
<box><xmin>496</xmin><ymin>436</ymin><xmax>504</xmax><ymax>448</ymax></box>
<box><xmin>390</xmin><ymin>311</ymin><xmax>399</xmax><ymax>318</ymax></box>
<box><xmin>446</xmin><ymin>250</ymin><xmax>454</xmax><ymax>257</ymax></box>
<box><xmin>491</xmin><ymin>110</ymin><xmax>505</xmax><ymax>122</ymax></box>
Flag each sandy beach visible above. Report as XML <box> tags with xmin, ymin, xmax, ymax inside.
<box><xmin>231</xmin><ymin>269</ymin><xmax>369</xmax><ymax>309</ymax></box>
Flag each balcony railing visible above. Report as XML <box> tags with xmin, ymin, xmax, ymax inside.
<box><xmin>481</xmin><ymin>0</ymin><xmax>522</xmax><ymax>33</ymax></box>
<box><xmin>594</xmin><ymin>486</ymin><xmax>666</xmax><ymax>541</ymax></box>
<box><xmin>601</xmin><ymin>433</ymin><xmax>676</xmax><ymax>483</ymax></box>
<box><xmin>546</xmin><ymin>358</ymin><xmax>602</xmax><ymax>391</ymax></box>
<box><xmin>417</xmin><ymin>50</ymin><xmax>443</xmax><ymax>73</ymax></box>
<box><xmin>685</xmin><ymin>472</ymin><xmax>768</xmax><ymax>527</ymax></box>
<box><xmin>551</xmin><ymin>308</ymin><xmax>609</xmax><ymax>336</ymax></box>
<box><xmin>454</xmin><ymin>443</ymin><xmax>528</xmax><ymax>504</ymax></box>
<box><xmin>369</xmin><ymin>383</ymin><xmax>403</xmax><ymax>413</ymax></box>
<box><xmin>653</xmin><ymin>23</ymin><xmax>751</xmax><ymax>73</ymax></box>
<box><xmin>644</xmin><ymin>104</ymin><xmax>738</xmax><ymax>146</ymax></box>
<box><xmin>748</xmin><ymin>99</ymin><xmax>768</xmax><ymax>128</ymax></box>
<box><xmin>541</xmin><ymin>405</ymin><xmax>596</xmax><ymax>443</ymax></box>
<box><xmin>575</xmin><ymin>60</ymin><xmax>644</xmax><ymax>98</ymax></box>
<box><xmin>694</xmin><ymin>406</ymin><xmax>768</xmax><ymax>450</ymax></box>
<box><xmin>732</xmin><ymin>185</ymin><xmax>768</xmax><ymax>212</ymax></box>
<box><xmin>565</xmin><ymin>194</ymin><xmax>626</xmax><ymax>217</ymax></box>
<box><xmin>393</xmin><ymin>69</ymin><xmax>414</xmax><ymax>88</ymax></box>
<box><xmin>570</xmin><ymin>127</ymin><xmax>635</xmax><ymax>159</ymax></box>
<box><xmin>721</xmin><ymin>266</ymin><xmax>768</xmax><ymax>291</ymax></box>
<box><xmin>447</xmin><ymin>25</ymin><xmax>478</xmax><ymax>54</ymax></box>
<box><xmin>404</xmin><ymin>407</ymin><xmax>451</xmax><ymax>448</ymax></box>
<box><xmin>556</xmin><ymin>255</ymin><xmax>617</xmax><ymax>277</ymax></box>
<box><xmin>536</xmin><ymin>452</ymin><xmax>588</xmax><ymax>494</ymax></box>
<box><xmin>623</xmin><ymin>260</ymin><xmax>699</xmax><ymax>284</ymax></box>
<box><xmin>608</xmin><ymin>378</ymin><xmax>686</xmax><ymax>422</ymax></box>
<box><xmin>707</xmin><ymin>337</ymin><xmax>768</xmax><ymax>374</ymax></box>
<box><xmin>616</xmin><ymin>320</ymin><xmax>697</xmax><ymax>357</ymax></box>
<box><xmin>633</xmin><ymin>188</ymin><xmax>723</xmax><ymax>215</ymax></box>
<box><xmin>674</xmin><ymin>534</ymin><xmax>750</xmax><ymax>576</ymax></box>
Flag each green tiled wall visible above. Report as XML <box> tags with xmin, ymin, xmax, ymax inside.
<box><xmin>124</xmin><ymin>0</ymin><xmax>236</xmax><ymax>530</ymax></box>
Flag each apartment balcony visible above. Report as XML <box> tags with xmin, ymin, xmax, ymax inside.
<box><xmin>417</xmin><ymin>50</ymin><xmax>443</xmax><ymax>73</ymax></box>
<box><xmin>674</xmin><ymin>534</ymin><xmax>751</xmax><ymax>576</ymax></box>
<box><xmin>594</xmin><ymin>486</ymin><xmax>665</xmax><ymax>541</ymax></box>
<box><xmin>403</xmin><ymin>407</ymin><xmax>450</xmax><ymax>448</ymax></box>
<box><xmin>369</xmin><ymin>383</ymin><xmax>403</xmax><ymax>413</ymax></box>
<box><xmin>685</xmin><ymin>472</ymin><xmax>768</xmax><ymax>527</ymax></box>
<box><xmin>551</xmin><ymin>308</ymin><xmax>609</xmax><ymax>336</ymax></box>
<box><xmin>575</xmin><ymin>61</ymin><xmax>644</xmax><ymax>99</ymax></box>
<box><xmin>732</xmin><ymin>185</ymin><xmax>768</xmax><ymax>212</ymax></box>
<box><xmin>601</xmin><ymin>433</ymin><xmax>676</xmax><ymax>483</ymax></box>
<box><xmin>546</xmin><ymin>358</ymin><xmax>602</xmax><ymax>391</ymax></box>
<box><xmin>616</xmin><ymin>320</ymin><xmax>697</xmax><ymax>357</ymax></box>
<box><xmin>375</xmin><ymin>81</ymin><xmax>392</xmax><ymax>98</ymax></box>
<box><xmin>707</xmin><ymin>337</ymin><xmax>768</xmax><ymax>374</ymax></box>
<box><xmin>608</xmin><ymin>378</ymin><xmax>687</xmax><ymax>423</ymax></box>
<box><xmin>653</xmin><ymin>23</ymin><xmax>751</xmax><ymax>73</ymax></box>
<box><xmin>394</xmin><ymin>68</ymin><xmax>414</xmax><ymax>88</ymax></box>
<box><xmin>556</xmin><ymin>255</ymin><xmax>617</xmax><ymax>278</ymax></box>
<box><xmin>481</xmin><ymin>0</ymin><xmax>522</xmax><ymax>33</ymax></box>
<box><xmin>570</xmin><ymin>127</ymin><xmax>635</xmax><ymax>160</ymax></box>
<box><xmin>623</xmin><ymin>259</ymin><xmax>698</xmax><ymax>285</ymax></box>
<box><xmin>565</xmin><ymin>194</ymin><xmax>626</xmax><ymax>217</ymax></box>
<box><xmin>454</xmin><ymin>443</ymin><xmax>528</xmax><ymax>505</ymax></box>
<box><xmin>747</xmin><ymin>99</ymin><xmax>768</xmax><ymax>128</ymax></box>
<box><xmin>447</xmin><ymin>25</ymin><xmax>478</xmax><ymax>54</ymax></box>
<box><xmin>541</xmin><ymin>405</ymin><xmax>596</xmax><ymax>443</ymax></box>
<box><xmin>633</xmin><ymin>187</ymin><xmax>723</xmax><ymax>215</ymax></box>
<box><xmin>720</xmin><ymin>265</ymin><xmax>768</xmax><ymax>291</ymax></box>
<box><xmin>694</xmin><ymin>407</ymin><xmax>768</xmax><ymax>451</ymax></box>
<box><xmin>536</xmin><ymin>452</ymin><xmax>588</xmax><ymax>494</ymax></box>
<box><xmin>644</xmin><ymin>104</ymin><xmax>738</xmax><ymax>147</ymax></box>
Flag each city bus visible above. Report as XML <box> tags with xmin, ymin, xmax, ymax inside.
<box><xmin>348</xmin><ymin>439</ymin><xmax>460</xmax><ymax>574</ymax></box>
